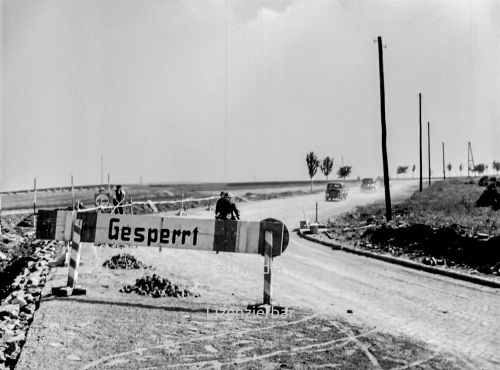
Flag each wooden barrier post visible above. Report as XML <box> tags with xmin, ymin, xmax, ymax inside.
<box><xmin>71</xmin><ymin>174</ymin><xmax>75</xmax><ymax>209</ymax></box>
<box><xmin>263</xmin><ymin>230</ymin><xmax>273</xmax><ymax>305</ymax></box>
<box><xmin>52</xmin><ymin>219</ymin><xmax>86</xmax><ymax>296</ymax></box>
<box><xmin>33</xmin><ymin>177</ymin><xmax>37</xmax><ymax>229</ymax></box>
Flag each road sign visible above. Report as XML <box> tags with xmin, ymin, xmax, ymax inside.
<box><xmin>36</xmin><ymin>211</ymin><xmax>289</xmax><ymax>257</ymax></box>
<box><xmin>95</xmin><ymin>194</ymin><xmax>110</xmax><ymax>207</ymax></box>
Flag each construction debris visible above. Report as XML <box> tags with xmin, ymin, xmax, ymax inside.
<box><xmin>120</xmin><ymin>274</ymin><xmax>200</xmax><ymax>298</ymax></box>
<box><xmin>103</xmin><ymin>253</ymin><xmax>152</xmax><ymax>270</ymax></box>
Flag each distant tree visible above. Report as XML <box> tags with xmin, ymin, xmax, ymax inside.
<box><xmin>473</xmin><ymin>163</ymin><xmax>486</xmax><ymax>175</ymax></box>
<box><xmin>337</xmin><ymin>166</ymin><xmax>352</xmax><ymax>180</ymax></box>
<box><xmin>411</xmin><ymin>164</ymin><xmax>416</xmax><ymax>178</ymax></box>
<box><xmin>459</xmin><ymin>163</ymin><xmax>463</xmax><ymax>178</ymax></box>
<box><xmin>306</xmin><ymin>152</ymin><xmax>320</xmax><ymax>193</ymax></box>
<box><xmin>320</xmin><ymin>157</ymin><xmax>334</xmax><ymax>181</ymax></box>
<box><xmin>396</xmin><ymin>166</ymin><xmax>409</xmax><ymax>178</ymax></box>
<box><xmin>493</xmin><ymin>161</ymin><xmax>500</xmax><ymax>174</ymax></box>
<box><xmin>447</xmin><ymin>163</ymin><xmax>452</xmax><ymax>178</ymax></box>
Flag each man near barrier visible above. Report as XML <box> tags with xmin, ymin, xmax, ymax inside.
<box><xmin>113</xmin><ymin>185</ymin><xmax>126</xmax><ymax>214</ymax></box>
<box><xmin>215</xmin><ymin>191</ymin><xmax>225</xmax><ymax>219</ymax></box>
<box><xmin>216</xmin><ymin>192</ymin><xmax>240</xmax><ymax>220</ymax></box>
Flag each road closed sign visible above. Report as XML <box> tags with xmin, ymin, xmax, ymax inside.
<box><xmin>37</xmin><ymin>211</ymin><xmax>289</xmax><ymax>257</ymax></box>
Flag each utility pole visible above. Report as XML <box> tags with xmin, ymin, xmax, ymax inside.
<box><xmin>428</xmin><ymin>121</ymin><xmax>431</xmax><ymax>186</ymax></box>
<box><xmin>100</xmin><ymin>155</ymin><xmax>104</xmax><ymax>185</ymax></box>
<box><xmin>71</xmin><ymin>174</ymin><xmax>74</xmax><ymax>208</ymax></box>
<box><xmin>419</xmin><ymin>93</ymin><xmax>422</xmax><ymax>192</ymax></box>
<box><xmin>377</xmin><ymin>36</ymin><xmax>392</xmax><ymax>221</ymax></box>
<box><xmin>442</xmin><ymin>142</ymin><xmax>446</xmax><ymax>180</ymax></box>
<box><xmin>467</xmin><ymin>143</ymin><xmax>470</xmax><ymax>178</ymax></box>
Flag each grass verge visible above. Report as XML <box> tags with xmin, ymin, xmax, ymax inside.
<box><xmin>326</xmin><ymin>179</ymin><xmax>500</xmax><ymax>275</ymax></box>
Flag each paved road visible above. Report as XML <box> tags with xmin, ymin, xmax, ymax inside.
<box><xmin>233</xmin><ymin>181</ymin><xmax>499</xmax><ymax>370</ymax></box>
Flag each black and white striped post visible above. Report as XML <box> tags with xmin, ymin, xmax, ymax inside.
<box><xmin>52</xmin><ymin>219</ymin><xmax>87</xmax><ymax>296</ymax></box>
<box><xmin>263</xmin><ymin>231</ymin><xmax>273</xmax><ymax>305</ymax></box>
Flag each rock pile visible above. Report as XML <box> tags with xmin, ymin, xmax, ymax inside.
<box><xmin>0</xmin><ymin>240</ymin><xmax>59</xmax><ymax>369</ymax></box>
<box><xmin>103</xmin><ymin>253</ymin><xmax>152</xmax><ymax>270</ymax></box>
<box><xmin>475</xmin><ymin>184</ymin><xmax>500</xmax><ymax>210</ymax></box>
<box><xmin>120</xmin><ymin>274</ymin><xmax>200</xmax><ymax>298</ymax></box>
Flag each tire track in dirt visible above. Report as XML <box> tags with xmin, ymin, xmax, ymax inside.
<box><xmin>81</xmin><ymin>314</ymin><xmax>319</xmax><ymax>369</ymax></box>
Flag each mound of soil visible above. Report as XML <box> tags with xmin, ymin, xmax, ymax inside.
<box><xmin>103</xmin><ymin>253</ymin><xmax>152</xmax><ymax>270</ymax></box>
<box><xmin>475</xmin><ymin>186</ymin><xmax>500</xmax><ymax>210</ymax></box>
<box><xmin>16</xmin><ymin>215</ymin><xmax>34</xmax><ymax>228</ymax></box>
<box><xmin>120</xmin><ymin>274</ymin><xmax>199</xmax><ymax>298</ymax></box>
<box><xmin>360</xmin><ymin>223</ymin><xmax>500</xmax><ymax>273</ymax></box>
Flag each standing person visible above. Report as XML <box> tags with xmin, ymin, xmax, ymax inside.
<box><xmin>215</xmin><ymin>191</ymin><xmax>225</xmax><ymax>219</ymax></box>
<box><xmin>217</xmin><ymin>192</ymin><xmax>240</xmax><ymax>220</ymax></box>
<box><xmin>114</xmin><ymin>185</ymin><xmax>126</xmax><ymax>214</ymax></box>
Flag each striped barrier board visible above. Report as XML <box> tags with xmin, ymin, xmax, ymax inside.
<box><xmin>36</xmin><ymin>210</ymin><xmax>75</xmax><ymax>242</ymax></box>
<box><xmin>36</xmin><ymin>211</ymin><xmax>289</xmax><ymax>257</ymax></box>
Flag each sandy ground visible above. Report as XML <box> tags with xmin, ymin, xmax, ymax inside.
<box><xmin>15</xmin><ymin>180</ymin><xmax>499</xmax><ymax>369</ymax></box>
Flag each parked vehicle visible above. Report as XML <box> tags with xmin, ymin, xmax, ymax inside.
<box><xmin>325</xmin><ymin>182</ymin><xmax>348</xmax><ymax>201</ymax></box>
<box><xmin>360</xmin><ymin>178</ymin><xmax>377</xmax><ymax>192</ymax></box>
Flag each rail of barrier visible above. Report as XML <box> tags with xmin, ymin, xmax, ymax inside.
<box><xmin>76</xmin><ymin>195</ymin><xmax>220</xmax><ymax>213</ymax></box>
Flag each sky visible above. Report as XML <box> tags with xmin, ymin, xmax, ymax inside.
<box><xmin>1</xmin><ymin>0</ymin><xmax>499</xmax><ymax>191</ymax></box>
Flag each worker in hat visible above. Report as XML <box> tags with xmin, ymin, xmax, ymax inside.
<box><xmin>113</xmin><ymin>185</ymin><xmax>126</xmax><ymax>214</ymax></box>
<box><xmin>215</xmin><ymin>192</ymin><xmax>240</xmax><ymax>220</ymax></box>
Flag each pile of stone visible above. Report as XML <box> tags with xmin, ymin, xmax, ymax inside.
<box><xmin>120</xmin><ymin>274</ymin><xmax>199</xmax><ymax>298</ymax></box>
<box><xmin>0</xmin><ymin>240</ymin><xmax>58</xmax><ymax>368</ymax></box>
<box><xmin>475</xmin><ymin>184</ymin><xmax>500</xmax><ymax>210</ymax></box>
<box><xmin>103</xmin><ymin>253</ymin><xmax>152</xmax><ymax>270</ymax></box>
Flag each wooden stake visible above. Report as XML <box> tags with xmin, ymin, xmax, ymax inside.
<box><xmin>33</xmin><ymin>178</ymin><xmax>37</xmax><ymax>229</ymax></box>
<box><xmin>263</xmin><ymin>231</ymin><xmax>272</xmax><ymax>305</ymax></box>
<box><xmin>71</xmin><ymin>174</ymin><xmax>74</xmax><ymax>209</ymax></box>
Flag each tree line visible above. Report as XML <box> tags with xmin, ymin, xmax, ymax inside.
<box><xmin>305</xmin><ymin>152</ymin><xmax>352</xmax><ymax>192</ymax></box>
<box><xmin>396</xmin><ymin>161</ymin><xmax>500</xmax><ymax>178</ymax></box>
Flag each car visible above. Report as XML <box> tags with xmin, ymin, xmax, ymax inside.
<box><xmin>360</xmin><ymin>178</ymin><xmax>377</xmax><ymax>192</ymax></box>
<box><xmin>325</xmin><ymin>182</ymin><xmax>348</xmax><ymax>201</ymax></box>
<box><xmin>478</xmin><ymin>176</ymin><xmax>489</xmax><ymax>186</ymax></box>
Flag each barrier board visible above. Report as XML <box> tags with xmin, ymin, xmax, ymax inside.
<box><xmin>36</xmin><ymin>211</ymin><xmax>289</xmax><ymax>257</ymax></box>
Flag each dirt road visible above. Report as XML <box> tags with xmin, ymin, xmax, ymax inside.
<box><xmin>193</xmin><ymin>180</ymin><xmax>500</xmax><ymax>369</ymax></box>
<box><xmin>16</xmin><ymin>180</ymin><xmax>499</xmax><ymax>369</ymax></box>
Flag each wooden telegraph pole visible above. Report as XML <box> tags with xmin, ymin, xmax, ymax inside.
<box><xmin>442</xmin><ymin>142</ymin><xmax>446</xmax><ymax>180</ymax></box>
<box><xmin>377</xmin><ymin>36</ymin><xmax>392</xmax><ymax>221</ymax></box>
<box><xmin>419</xmin><ymin>93</ymin><xmax>422</xmax><ymax>192</ymax></box>
<box><xmin>428</xmin><ymin>121</ymin><xmax>431</xmax><ymax>186</ymax></box>
<box><xmin>100</xmin><ymin>155</ymin><xmax>104</xmax><ymax>185</ymax></box>
<box><xmin>71</xmin><ymin>174</ymin><xmax>74</xmax><ymax>208</ymax></box>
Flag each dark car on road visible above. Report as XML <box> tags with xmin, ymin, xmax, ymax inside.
<box><xmin>325</xmin><ymin>182</ymin><xmax>348</xmax><ymax>201</ymax></box>
<box><xmin>360</xmin><ymin>178</ymin><xmax>377</xmax><ymax>192</ymax></box>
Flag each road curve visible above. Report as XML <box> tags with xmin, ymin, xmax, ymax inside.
<box><xmin>234</xmin><ymin>180</ymin><xmax>499</xmax><ymax>370</ymax></box>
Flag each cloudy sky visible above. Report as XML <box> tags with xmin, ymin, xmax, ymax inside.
<box><xmin>1</xmin><ymin>0</ymin><xmax>499</xmax><ymax>190</ymax></box>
